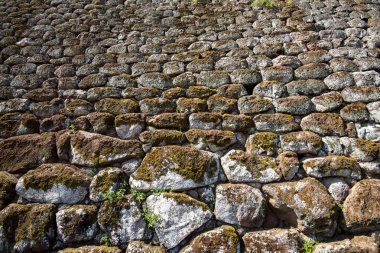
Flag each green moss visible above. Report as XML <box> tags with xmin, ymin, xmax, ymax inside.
<box><xmin>229</xmin><ymin>150</ymin><xmax>277</xmax><ymax>178</ymax></box>
<box><xmin>0</xmin><ymin>204</ymin><xmax>56</xmax><ymax>244</ymax></box>
<box><xmin>185</xmin><ymin>129</ymin><xmax>235</xmax><ymax>147</ymax></box>
<box><xmin>163</xmin><ymin>192</ymin><xmax>210</xmax><ymax>211</ymax></box>
<box><xmin>247</xmin><ymin>132</ymin><xmax>278</xmax><ymax>153</ymax></box>
<box><xmin>355</xmin><ymin>139</ymin><xmax>379</xmax><ymax>157</ymax></box>
<box><xmin>139</xmin><ymin>129</ymin><xmax>185</xmax><ymax>146</ymax></box>
<box><xmin>95</xmin><ymin>169</ymin><xmax>128</xmax><ymax>195</ymax></box>
<box><xmin>22</xmin><ymin>164</ymin><xmax>90</xmax><ymax>191</ymax></box>
<box><xmin>133</xmin><ymin>146</ymin><xmax>217</xmax><ymax>183</ymax></box>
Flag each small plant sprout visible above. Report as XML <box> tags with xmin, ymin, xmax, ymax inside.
<box><xmin>101</xmin><ymin>235</ymin><xmax>111</xmax><ymax>246</ymax></box>
<box><xmin>100</xmin><ymin>181</ymin><xmax>128</xmax><ymax>200</ymax></box>
<box><xmin>131</xmin><ymin>188</ymin><xmax>146</xmax><ymax>202</ymax></box>
<box><xmin>151</xmin><ymin>188</ymin><xmax>166</xmax><ymax>195</ymax></box>
<box><xmin>302</xmin><ymin>238</ymin><xmax>319</xmax><ymax>253</ymax></box>
<box><xmin>68</xmin><ymin>124</ymin><xmax>77</xmax><ymax>134</ymax></box>
<box><xmin>142</xmin><ymin>207</ymin><xmax>160</xmax><ymax>229</ymax></box>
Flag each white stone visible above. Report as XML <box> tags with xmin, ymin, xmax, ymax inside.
<box><xmin>146</xmin><ymin>193</ymin><xmax>212</xmax><ymax>249</ymax></box>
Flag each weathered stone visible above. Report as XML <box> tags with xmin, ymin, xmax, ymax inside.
<box><xmin>78</xmin><ymin>74</ymin><xmax>107</xmax><ymax>89</ymax></box>
<box><xmin>137</xmin><ymin>72</ymin><xmax>172</xmax><ymax>90</ymax></box>
<box><xmin>342</xmin><ymin>179</ymin><xmax>380</xmax><ymax>233</ymax></box>
<box><xmin>177</xmin><ymin>97</ymin><xmax>207</xmax><ymax>114</ymax></box>
<box><xmin>341</xmin><ymin>86</ymin><xmax>380</xmax><ymax>103</ymax></box>
<box><xmin>98</xmin><ymin>195</ymin><xmax>151</xmax><ymax>246</ymax></box>
<box><xmin>130</xmin><ymin>146</ymin><xmax>219</xmax><ymax>191</ymax></box>
<box><xmin>207</xmin><ymin>94</ymin><xmax>236</xmax><ymax>114</ymax></box>
<box><xmin>301</xmin><ymin>113</ymin><xmax>346</xmax><ymax>136</ymax></box>
<box><xmin>179</xmin><ymin>225</ymin><xmax>239</xmax><ymax>253</ymax></box>
<box><xmin>57</xmin><ymin>130</ymin><xmax>143</xmax><ymax>167</ymax></box>
<box><xmin>261</xmin><ymin>66</ymin><xmax>293</xmax><ymax>83</ymax></box>
<box><xmin>303</xmin><ymin>155</ymin><xmax>361</xmax><ymax>179</ymax></box>
<box><xmin>0</xmin><ymin>133</ymin><xmax>56</xmax><ymax>174</ymax></box>
<box><xmin>263</xmin><ymin>178</ymin><xmax>337</xmax><ymax>236</ymax></box>
<box><xmin>254</xmin><ymin>113</ymin><xmax>300</xmax><ymax>133</ymax></box>
<box><xmin>245</xmin><ymin>132</ymin><xmax>278</xmax><ymax>156</ymax></box>
<box><xmin>146</xmin><ymin>113</ymin><xmax>189</xmax><ymax>130</ymax></box>
<box><xmin>322</xmin><ymin>178</ymin><xmax>350</xmax><ymax>204</ymax></box>
<box><xmin>253</xmin><ymin>80</ymin><xmax>286</xmax><ymax>99</ymax></box>
<box><xmin>295</xmin><ymin>63</ymin><xmax>332</xmax><ymax>79</ymax></box>
<box><xmin>140</xmin><ymin>98</ymin><xmax>177</xmax><ymax>115</ymax></box>
<box><xmin>185</xmin><ymin>129</ymin><xmax>237</xmax><ymax>152</ymax></box>
<box><xmin>298</xmin><ymin>50</ymin><xmax>332</xmax><ymax>64</ymax></box>
<box><xmin>56</xmin><ymin>205</ymin><xmax>98</xmax><ymax>243</ymax></box>
<box><xmin>16</xmin><ymin>163</ymin><xmax>91</xmax><ymax>204</ymax></box>
<box><xmin>140</xmin><ymin>129</ymin><xmax>186</xmax><ymax>147</ymax></box>
<box><xmin>230</xmin><ymin>69</ymin><xmax>262</xmax><ymax>86</ymax></box>
<box><xmin>108</xmin><ymin>74</ymin><xmax>137</xmax><ymax>88</ymax></box>
<box><xmin>145</xmin><ymin>193</ymin><xmax>213</xmax><ymax>249</ymax></box>
<box><xmin>280</xmin><ymin>131</ymin><xmax>322</xmax><ymax>154</ymax></box>
<box><xmin>0</xmin><ymin>171</ymin><xmax>17</xmax><ymax>209</ymax></box>
<box><xmin>274</xmin><ymin>96</ymin><xmax>313</xmax><ymax>115</ymax></box>
<box><xmin>214</xmin><ymin>183</ymin><xmax>266</xmax><ymax>228</ymax></box>
<box><xmin>222</xmin><ymin>114</ymin><xmax>254</xmax><ymax>132</ymax></box>
<box><xmin>59</xmin><ymin>246</ymin><xmax>121</xmax><ymax>253</ymax></box>
<box><xmin>238</xmin><ymin>96</ymin><xmax>273</xmax><ymax>115</ymax></box>
<box><xmin>356</xmin><ymin>123</ymin><xmax>380</xmax><ymax>142</ymax></box>
<box><xmin>0</xmin><ymin>113</ymin><xmax>39</xmax><ymax>138</ymax></box>
<box><xmin>115</xmin><ymin>113</ymin><xmax>145</xmax><ymax>139</ymax></box>
<box><xmin>0</xmin><ymin>203</ymin><xmax>56</xmax><ymax>253</ymax></box>
<box><xmin>312</xmin><ymin>92</ymin><xmax>343</xmax><ymax>112</ymax></box>
<box><xmin>126</xmin><ymin>241</ymin><xmax>165</xmax><ymax>253</ymax></box>
<box><xmin>276</xmin><ymin>151</ymin><xmax>299</xmax><ymax>180</ymax></box>
<box><xmin>313</xmin><ymin>236</ymin><xmax>379</xmax><ymax>253</ymax></box>
<box><xmin>187</xmin><ymin>86</ymin><xmax>216</xmax><ymax>98</ymax></box>
<box><xmin>189</xmin><ymin>112</ymin><xmax>222</xmax><ymax>130</ymax></box>
<box><xmin>324</xmin><ymin>72</ymin><xmax>354</xmax><ymax>90</ymax></box>
<box><xmin>217</xmin><ymin>84</ymin><xmax>247</xmax><ymax>99</ymax></box>
<box><xmin>0</xmin><ymin>98</ymin><xmax>30</xmax><ymax>114</ymax></box>
<box><xmin>367</xmin><ymin>101</ymin><xmax>380</xmax><ymax>123</ymax></box>
<box><xmin>196</xmin><ymin>71</ymin><xmax>230</xmax><ymax>88</ymax></box>
<box><xmin>286</xmin><ymin>79</ymin><xmax>327</xmax><ymax>96</ymax></box>
<box><xmin>90</xmin><ymin>168</ymin><xmax>128</xmax><ymax>202</ymax></box>
<box><xmin>340</xmin><ymin>137</ymin><xmax>379</xmax><ymax>162</ymax></box>
<box><xmin>340</xmin><ymin>103</ymin><xmax>369</xmax><ymax>122</ymax></box>
<box><xmin>221</xmin><ymin>150</ymin><xmax>281</xmax><ymax>183</ymax></box>
<box><xmin>95</xmin><ymin>98</ymin><xmax>139</xmax><ymax>115</ymax></box>
<box><xmin>243</xmin><ymin>229</ymin><xmax>301</xmax><ymax>253</ymax></box>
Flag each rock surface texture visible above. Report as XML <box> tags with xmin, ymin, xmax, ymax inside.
<box><xmin>0</xmin><ymin>0</ymin><xmax>380</xmax><ymax>251</ymax></box>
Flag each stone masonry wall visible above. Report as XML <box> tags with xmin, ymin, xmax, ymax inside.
<box><xmin>1</xmin><ymin>0</ymin><xmax>380</xmax><ymax>252</ymax></box>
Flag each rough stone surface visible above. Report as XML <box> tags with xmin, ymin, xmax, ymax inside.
<box><xmin>16</xmin><ymin>163</ymin><xmax>91</xmax><ymax>204</ymax></box>
<box><xmin>98</xmin><ymin>195</ymin><xmax>151</xmax><ymax>246</ymax></box>
<box><xmin>342</xmin><ymin>179</ymin><xmax>380</xmax><ymax>233</ymax></box>
<box><xmin>263</xmin><ymin>178</ymin><xmax>337</xmax><ymax>236</ymax></box>
<box><xmin>243</xmin><ymin>229</ymin><xmax>301</xmax><ymax>253</ymax></box>
<box><xmin>146</xmin><ymin>193</ymin><xmax>213</xmax><ymax>249</ymax></box>
<box><xmin>214</xmin><ymin>184</ymin><xmax>266</xmax><ymax>228</ymax></box>
<box><xmin>221</xmin><ymin>150</ymin><xmax>281</xmax><ymax>183</ymax></box>
<box><xmin>130</xmin><ymin>146</ymin><xmax>220</xmax><ymax>191</ymax></box>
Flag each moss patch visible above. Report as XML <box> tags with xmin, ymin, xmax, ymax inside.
<box><xmin>133</xmin><ymin>146</ymin><xmax>217</xmax><ymax>183</ymax></box>
<box><xmin>163</xmin><ymin>192</ymin><xmax>210</xmax><ymax>211</ymax></box>
<box><xmin>22</xmin><ymin>163</ymin><xmax>91</xmax><ymax>191</ymax></box>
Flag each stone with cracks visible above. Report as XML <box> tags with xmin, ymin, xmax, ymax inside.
<box><xmin>16</xmin><ymin>163</ymin><xmax>91</xmax><ymax>204</ymax></box>
<box><xmin>221</xmin><ymin>150</ymin><xmax>282</xmax><ymax>183</ymax></box>
<box><xmin>145</xmin><ymin>192</ymin><xmax>213</xmax><ymax>249</ymax></box>
<box><xmin>214</xmin><ymin>183</ymin><xmax>266</xmax><ymax>228</ymax></box>
<box><xmin>130</xmin><ymin>146</ymin><xmax>219</xmax><ymax>191</ymax></box>
<box><xmin>262</xmin><ymin>177</ymin><xmax>337</xmax><ymax>236</ymax></box>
